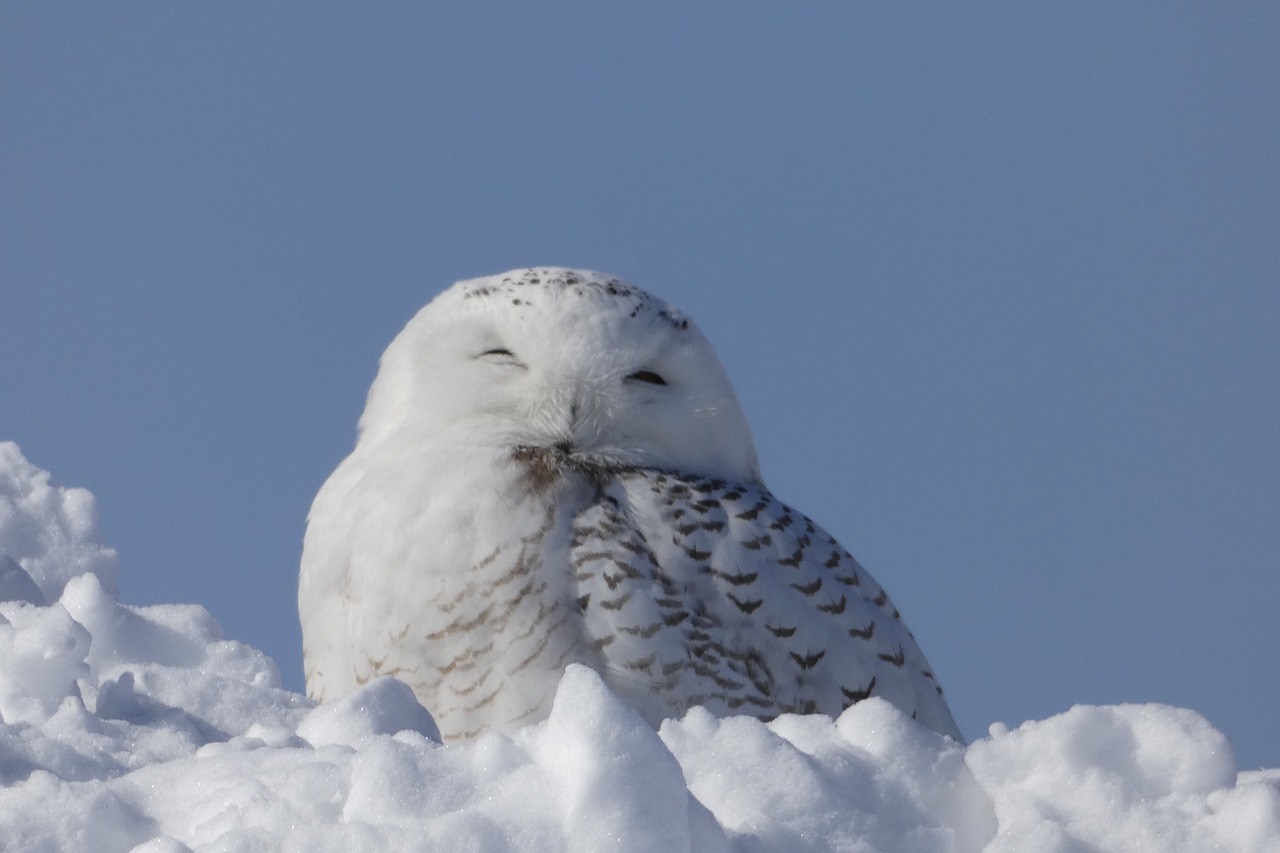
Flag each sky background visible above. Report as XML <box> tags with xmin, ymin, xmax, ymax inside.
<box><xmin>3</xmin><ymin>4</ymin><xmax>1277</xmax><ymax>768</ymax></box>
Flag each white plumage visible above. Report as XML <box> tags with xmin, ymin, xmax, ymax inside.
<box><xmin>299</xmin><ymin>268</ymin><xmax>962</xmax><ymax>741</ymax></box>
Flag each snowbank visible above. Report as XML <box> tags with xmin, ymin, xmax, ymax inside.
<box><xmin>1</xmin><ymin>442</ymin><xmax>1275</xmax><ymax>852</ymax></box>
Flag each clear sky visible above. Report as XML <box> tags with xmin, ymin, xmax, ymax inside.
<box><xmin>3</xmin><ymin>4</ymin><xmax>1277</xmax><ymax>768</ymax></box>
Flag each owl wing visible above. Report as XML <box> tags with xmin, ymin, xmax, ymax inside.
<box><xmin>569</xmin><ymin>468</ymin><xmax>963</xmax><ymax>741</ymax></box>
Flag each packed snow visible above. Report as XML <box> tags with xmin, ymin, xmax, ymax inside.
<box><xmin>0</xmin><ymin>441</ymin><xmax>1276</xmax><ymax>852</ymax></box>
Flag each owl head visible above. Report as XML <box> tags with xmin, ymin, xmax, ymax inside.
<box><xmin>355</xmin><ymin>267</ymin><xmax>761</xmax><ymax>484</ymax></box>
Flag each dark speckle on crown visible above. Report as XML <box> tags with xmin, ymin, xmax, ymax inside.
<box><xmin>461</xmin><ymin>268</ymin><xmax>690</xmax><ymax>332</ymax></box>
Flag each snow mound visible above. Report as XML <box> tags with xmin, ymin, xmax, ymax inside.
<box><xmin>1</xmin><ymin>442</ymin><xmax>1276</xmax><ymax>852</ymax></box>
<box><xmin>0</xmin><ymin>442</ymin><xmax>118</xmax><ymax>602</ymax></box>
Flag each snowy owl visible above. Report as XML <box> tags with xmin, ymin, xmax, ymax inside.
<box><xmin>299</xmin><ymin>268</ymin><xmax>962</xmax><ymax>742</ymax></box>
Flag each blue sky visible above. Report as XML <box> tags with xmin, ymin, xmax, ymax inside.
<box><xmin>4</xmin><ymin>4</ymin><xmax>1277</xmax><ymax>768</ymax></box>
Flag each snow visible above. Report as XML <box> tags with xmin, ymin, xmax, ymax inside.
<box><xmin>1</xmin><ymin>441</ymin><xmax>1276</xmax><ymax>853</ymax></box>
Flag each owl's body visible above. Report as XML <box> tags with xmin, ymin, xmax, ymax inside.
<box><xmin>300</xmin><ymin>268</ymin><xmax>961</xmax><ymax>742</ymax></box>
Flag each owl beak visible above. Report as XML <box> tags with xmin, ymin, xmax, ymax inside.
<box><xmin>560</xmin><ymin>392</ymin><xmax>590</xmax><ymax>453</ymax></box>
<box><xmin>533</xmin><ymin>383</ymin><xmax>597</xmax><ymax>455</ymax></box>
